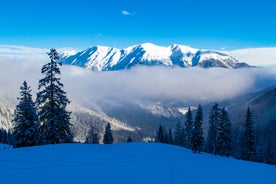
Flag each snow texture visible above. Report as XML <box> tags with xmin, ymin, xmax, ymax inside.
<box><xmin>0</xmin><ymin>143</ymin><xmax>275</xmax><ymax>184</ymax></box>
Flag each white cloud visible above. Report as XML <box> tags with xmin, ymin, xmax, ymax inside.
<box><xmin>1</xmin><ymin>45</ymin><xmax>276</xmax><ymax>107</ymax></box>
<box><xmin>121</xmin><ymin>10</ymin><xmax>135</xmax><ymax>16</ymax></box>
<box><xmin>0</xmin><ymin>45</ymin><xmax>77</xmax><ymax>62</ymax></box>
<box><xmin>223</xmin><ymin>47</ymin><xmax>276</xmax><ymax>67</ymax></box>
<box><xmin>61</xmin><ymin>66</ymin><xmax>276</xmax><ymax>105</ymax></box>
<box><xmin>0</xmin><ymin>45</ymin><xmax>47</xmax><ymax>55</ymax></box>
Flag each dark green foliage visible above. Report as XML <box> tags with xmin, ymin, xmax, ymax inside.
<box><xmin>216</xmin><ymin>108</ymin><xmax>232</xmax><ymax>157</ymax></box>
<box><xmin>174</xmin><ymin>121</ymin><xmax>185</xmax><ymax>146</ymax></box>
<box><xmin>265</xmin><ymin>139</ymin><xmax>275</xmax><ymax>165</ymax></box>
<box><xmin>103</xmin><ymin>123</ymin><xmax>114</xmax><ymax>144</ymax></box>
<box><xmin>184</xmin><ymin>107</ymin><xmax>193</xmax><ymax>148</ymax></box>
<box><xmin>85</xmin><ymin>127</ymin><xmax>99</xmax><ymax>144</ymax></box>
<box><xmin>156</xmin><ymin>125</ymin><xmax>165</xmax><ymax>143</ymax></box>
<box><xmin>167</xmin><ymin>129</ymin><xmax>173</xmax><ymax>144</ymax></box>
<box><xmin>163</xmin><ymin>128</ymin><xmax>168</xmax><ymax>144</ymax></box>
<box><xmin>0</xmin><ymin>128</ymin><xmax>9</xmax><ymax>144</ymax></box>
<box><xmin>13</xmin><ymin>81</ymin><xmax>38</xmax><ymax>148</ymax></box>
<box><xmin>127</xmin><ymin>136</ymin><xmax>133</xmax><ymax>143</ymax></box>
<box><xmin>36</xmin><ymin>49</ymin><xmax>73</xmax><ymax>144</ymax></box>
<box><xmin>241</xmin><ymin>108</ymin><xmax>256</xmax><ymax>161</ymax></box>
<box><xmin>156</xmin><ymin>126</ymin><xmax>174</xmax><ymax>145</ymax></box>
<box><xmin>264</xmin><ymin>120</ymin><xmax>276</xmax><ymax>165</ymax></box>
<box><xmin>192</xmin><ymin>105</ymin><xmax>204</xmax><ymax>153</ymax></box>
<box><xmin>206</xmin><ymin>103</ymin><xmax>220</xmax><ymax>154</ymax></box>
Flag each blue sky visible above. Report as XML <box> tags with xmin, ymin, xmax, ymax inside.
<box><xmin>0</xmin><ymin>0</ymin><xmax>275</xmax><ymax>50</ymax></box>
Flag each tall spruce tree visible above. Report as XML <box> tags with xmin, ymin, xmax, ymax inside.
<box><xmin>184</xmin><ymin>107</ymin><xmax>193</xmax><ymax>148</ymax></box>
<box><xmin>13</xmin><ymin>81</ymin><xmax>38</xmax><ymax>148</ymax></box>
<box><xmin>192</xmin><ymin>105</ymin><xmax>204</xmax><ymax>153</ymax></box>
<box><xmin>241</xmin><ymin>108</ymin><xmax>256</xmax><ymax>161</ymax></box>
<box><xmin>206</xmin><ymin>103</ymin><xmax>220</xmax><ymax>154</ymax></box>
<box><xmin>216</xmin><ymin>108</ymin><xmax>232</xmax><ymax>157</ymax></box>
<box><xmin>36</xmin><ymin>49</ymin><xmax>73</xmax><ymax>144</ymax></box>
<box><xmin>103</xmin><ymin>123</ymin><xmax>114</xmax><ymax>144</ymax></box>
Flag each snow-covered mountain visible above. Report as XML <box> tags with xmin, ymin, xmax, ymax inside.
<box><xmin>60</xmin><ymin>43</ymin><xmax>250</xmax><ymax>71</ymax></box>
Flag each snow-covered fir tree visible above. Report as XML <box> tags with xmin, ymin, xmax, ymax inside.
<box><xmin>85</xmin><ymin>127</ymin><xmax>99</xmax><ymax>144</ymax></box>
<box><xmin>36</xmin><ymin>49</ymin><xmax>73</xmax><ymax>144</ymax></box>
<box><xmin>103</xmin><ymin>123</ymin><xmax>114</xmax><ymax>144</ymax></box>
<box><xmin>192</xmin><ymin>105</ymin><xmax>204</xmax><ymax>153</ymax></box>
<box><xmin>216</xmin><ymin>108</ymin><xmax>232</xmax><ymax>157</ymax></box>
<box><xmin>206</xmin><ymin>103</ymin><xmax>220</xmax><ymax>154</ymax></box>
<box><xmin>184</xmin><ymin>107</ymin><xmax>193</xmax><ymax>148</ymax></box>
<box><xmin>13</xmin><ymin>81</ymin><xmax>38</xmax><ymax>148</ymax></box>
<box><xmin>241</xmin><ymin>108</ymin><xmax>256</xmax><ymax>161</ymax></box>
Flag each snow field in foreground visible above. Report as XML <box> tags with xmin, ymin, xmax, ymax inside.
<box><xmin>0</xmin><ymin>143</ymin><xmax>275</xmax><ymax>184</ymax></box>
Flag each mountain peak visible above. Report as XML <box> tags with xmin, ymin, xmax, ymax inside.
<box><xmin>60</xmin><ymin>43</ymin><xmax>250</xmax><ymax>71</ymax></box>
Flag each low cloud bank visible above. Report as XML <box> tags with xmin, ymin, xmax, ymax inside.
<box><xmin>62</xmin><ymin>66</ymin><xmax>276</xmax><ymax>103</ymax></box>
<box><xmin>1</xmin><ymin>53</ymin><xmax>276</xmax><ymax>105</ymax></box>
<box><xmin>224</xmin><ymin>47</ymin><xmax>276</xmax><ymax>67</ymax></box>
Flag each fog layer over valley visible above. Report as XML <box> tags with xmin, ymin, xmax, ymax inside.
<box><xmin>1</xmin><ymin>53</ymin><xmax>276</xmax><ymax>141</ymax></box>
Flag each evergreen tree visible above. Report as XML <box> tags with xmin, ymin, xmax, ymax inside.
<box><xmin>0</xmin><ymin>128</ymin><xmax>14</xmax><ymax>145</ymax></box>
<box><xmin>163</xmin><ymin>128</ymin><xmax>169</xmax><ymax>144</ymax></box>
<box><xmin>85</xmin><ymin>127</ymin><xmax>99</xmax><ymax>144</ymax></box>
<box><xmin>184</xmin><ymin>107</ymin><xmax>193</xmax><ymax>148</ymax></box>
<box><xmin>265</xmin><ymin>139</ymin><xmax>275</xmax><ymax>165</ymax></box>
<box><xmin>127</xmin><ymin>136</ymin><xmax>133</xmax><ymax>143</ymax></box>
<box><xmin>36</xmin><ymin>49</ymin><xmax>73</xmax><ymax>144</ymax></box>
<box><xmin>192</xmin><ymin>105</ymin><xmax>204</xmax><ymax>153</ymax></box>
<box><xmin>167</xmin><ymin>129</ymin><xmax>173</xmax><ymax>145</ymax></box>
<box><xmin>206</xmin><ymin>103</ymin><xmax>220</xmax><ymax>154</ymax></box>
<box><xmin>0</xmin><ymin>128</ymin><xmax>8</xmax><ymax>144</ymax></box>
<box><xmin>264</xmin><ymin>120</ymin><xmax>276</xmax><ymax>165</ymax></box>
<box><xmin>13</xmin><ymin>81</ymin><xmax>38</xmax><ymax>148</ymax></box>
<box><xmin>216</xmin><ymin>108</ymin><xmax>232</xmax><ymax>157</ymax></box>
<box><xmin>241</xmin><ymin>108</ymin><xmax>256</xmax><ymax>161</ymax></box>
<box><xmin>174</xmin><ymin>121</ymin><xmax>184</xmax><ymax>146</ymax></box>
<box><xmin>103</xmin><ymin>123</ymin><xmax>114</xmax><ymax>144</ymax></box>
<box><xmin>156</xmin><ymin>125</ymin><xmax>165</xmax><ymax>143</ymax></box>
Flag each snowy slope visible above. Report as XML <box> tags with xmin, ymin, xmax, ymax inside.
<box><xmin>0</xmin><ymin>143</ymin><xmax>275</xmax><ymax>184</ymax></box>
<box><xmin>61</xmin><ymin>43</ymin><xmax>249</xmax><ymax>71</ymax></box>
<box><xmin>193</xmin><ymin>50</ymin><xmax>247</xmax><ymax>68</ymax></box>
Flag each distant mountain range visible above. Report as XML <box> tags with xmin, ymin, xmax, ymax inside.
<box><xmin>60</xmin><ymin>43</ymin><xmax>250</xmax><ymax>71</ymax></box>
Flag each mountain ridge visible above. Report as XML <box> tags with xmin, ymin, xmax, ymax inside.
<box><xmin>60</xmin><ymin>43</ymin><xmax>250</xmax><ymax>71</ymax></box>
